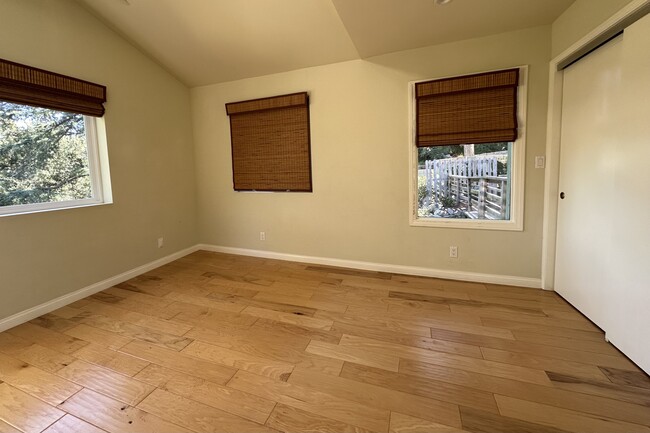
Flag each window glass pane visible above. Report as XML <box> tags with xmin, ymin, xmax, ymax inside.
<box><xmin>0</xmin><ymin>101</ymin><xmax>92</xmax><ymax>207</ymax></box>
<box><xmin>417</xmin><ymin>142</ymin><xmax>511</xmax><ymax>220</ymax></box>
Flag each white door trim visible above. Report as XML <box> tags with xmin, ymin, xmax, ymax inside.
<box><xmin>541</xmin><ymin>0</ymin><xmax>650</xmax><ymax>290</ymax></box>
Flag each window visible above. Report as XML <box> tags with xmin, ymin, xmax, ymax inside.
<box><xmin>226</xmin><ymin>92</ymin><xmax>312</xmax><ymax>192</ymax></box>
<box><xmin>410</xmin><ymin>67</ymin><xmax>527</xmax><ymax>230</ymax></box>
<box><xmin>0</xmin><ymin>59</ymin><xmax>110</xmax><ymax>216</ymax></box>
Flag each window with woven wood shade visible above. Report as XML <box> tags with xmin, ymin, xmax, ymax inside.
<box><xmin>226</xmin><ymin>92</ymin><xmax>312</xmax><ymax>192</ymax></box>
<box><xmin>0</xmin><ymin>58</ymin><xmax>106</xmax><ymax>117</ymax></box>
<box><xmin>415</xmin><ymin>68</ymin><xmax>519</xmax><ymax>147</ymax></box>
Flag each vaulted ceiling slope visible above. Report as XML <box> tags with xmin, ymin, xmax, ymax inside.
<box><xmin>76</xmin><ymin>0</ymin><xmax>574</xmax><ymax>87</ymax></box>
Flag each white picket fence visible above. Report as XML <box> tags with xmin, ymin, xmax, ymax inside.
<box><xmin>423</xmin><ymin>155</ymin><xmax>509</xmax><ymax>219</ymax></box>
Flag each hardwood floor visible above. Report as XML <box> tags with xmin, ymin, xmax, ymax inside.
<box><xmin>0</xmin><ymin>251</ymin><xmax>648</xmax><ymax>433</ymax></box>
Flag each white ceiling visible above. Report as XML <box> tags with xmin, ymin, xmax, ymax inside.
<box><xmin>76</xmin><ymin>0</ymin><xmax>574</xmax><ymax>87</ymax></box>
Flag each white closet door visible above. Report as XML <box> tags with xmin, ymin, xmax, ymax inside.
<box><xmin>555</xmin><ymin>14</ymin><xmax>650</xmax><ymax>372</ymax></box>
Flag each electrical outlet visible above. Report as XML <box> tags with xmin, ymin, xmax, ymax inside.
<box><xmin>449</xmin><ymin>246</ymin><xmax>458</xmax><ymax>258</ymax></box>
<box><xmin>535</xmin><ymin>156</ymin><xmax>546</xmax><ymax>169</ymax></box>
<box><xmin>260</xmin><ymin>231</ymin><xmax>266</xmax><ymax>241</ymax></box>
<box><xmin>157</xmin><ymin>237</ymin><xmax>164</xmax><ymax>248</ymax></box>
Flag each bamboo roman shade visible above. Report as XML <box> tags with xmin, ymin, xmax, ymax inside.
<box><xmin>415</xmin><ymin>68</ymin><xmax>519</xmax><ymax>147</ymax></box>
<box><xmin>0</xmin><ymin>59</ymin><xmax>106</xmax><ymax>117</ymax></box>
<box><xmin>226</xmin><ymin>92</ymin><xmax>312</xmax><ymax>192</ymax></box>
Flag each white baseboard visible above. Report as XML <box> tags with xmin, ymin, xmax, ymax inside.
<box><xmin>197</xmin><ymin>244</ymin><xmax>542</xmax><ymax>289</ymax></box>
<box><xmin>0</xmin><ymin>245</ymin><xmax>200</xmax><ymax>333</ymax></box>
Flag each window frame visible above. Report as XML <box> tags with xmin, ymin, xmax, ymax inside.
<box><xmin>0</xmin><ymin>112</ymin><xmax>112</xmax><ymax>218</ymax></box>
<box><xmin>408</xmin><ymin>65</ymin><xmax>527</xmax><ymax>231</ymax></box>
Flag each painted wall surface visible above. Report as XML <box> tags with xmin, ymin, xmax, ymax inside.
<box><xmin>551</xmin><ymin>0</ymin><xmax>634</xmax><ymax>57</ymax></box>
<box><xmin>192</xmin><ymin>26</ymin><xmax>551</xmax><ymax>279</ymax></box>
<box><xmin>0</xmin><ymin>0</ymin><xmax>197</xmax><ymax>319</ymax></box>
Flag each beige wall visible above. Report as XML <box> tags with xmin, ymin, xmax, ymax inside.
<box><xmin>0</xmin><ymin>0</ymin><xmax>197</xmax><ymax>319</ymax></box>
<box><xmin>551</xmin><ymin>0</ymin><xmax>634</xmax><ymax>57</ymax></box>
<box><xmin>192</xmin><ymin>26</ymin><xmax>551</xmax><ymax>280</ymax></box>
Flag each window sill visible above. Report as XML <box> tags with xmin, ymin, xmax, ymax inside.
<box><xmin>0</xmin><ymin>199</ymin><xmax>112</xmax><ymax>218</ymax></box>
<box><xmin>410</xmin><ymin>217</ymin><xmax>523</xmax><ymax>231</ymax></box>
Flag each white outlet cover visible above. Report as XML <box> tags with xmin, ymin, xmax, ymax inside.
<box><xmin>535</xmin><ymin>156</ymin><xmax>546</xmax><ymax>169</ymax></box>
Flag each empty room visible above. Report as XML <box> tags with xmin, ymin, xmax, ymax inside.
<box><xmin>0</xmin><ymin>0</ymin><xmax>649</xmax><ymax>432</ymax></box>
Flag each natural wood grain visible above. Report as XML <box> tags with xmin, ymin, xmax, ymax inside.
<box><xmin>8</xmin><ymin>322</ymin><xmax>88</xmax><ymax>355</ymax></box>
<box><xmin>0</xmin><ymin>382</ymin><xmax>64</xmax><ymax>433</ymax></box>
<box><xmin>242</xmin><ymin>306</ymin><xmax>334</xmax><ymax>330</ymax></box>
<box><xmin>119</xmin><ymin>340</ymin><xmax>236</xmax><ymax>385</ymax></box>
<box><xmin>600</xmin><ymin>366</ymin><xmax>650</xmax><ymax>389</ymax></box>
<box><xmin>340</xmin><ymin>362</ymin><xmax>498</xmax><ymax>414</ymax></box>
<box><xmin>1</xmin><ymin>251</ymin><xmax>647</xmax><ymax>433</ymax></box>
<box><xmin>57</xmin><ymin>360</ymin><xmax>155</xmax><ymax>405</ymax></box>
<box><xmin>459</xmin><ymin>407</ymin><xmax>569</xmax><ymax>433</ymax></box>
<box><xmin>288</xmin><ymin>368</ymin><xmax>462</xmax><ymax>428</ymax></box>
<box><xmin>0</xmin><ymin>352</ymin><xmax>81</xmax><ymax>406</ymax></box>
<box><xmin>400</xmin><ymin>359</ymin><xmax>650</xmax><ymax>426</ymax></box>
<box><xmin>64</xmin><ymin>324</ymin><xmax>132</xmax><ymax>351</ymax></box>
<box><xmin>495</xmin><ymin>394</ymin><xmax>650</xmax><ymax>433</ymax></box>
<box><xmin>71</xmin><ymin>343</ymin><xmax>149</xmax><ymax>377</ymax></box>
<box><xmin>59</xmin><ymin>388</ymin><xmax>192</xmax><ymax>433</ymax></box>
<box><xmin>137</xmin><ymin>388</ymin><xmax>278</xmax><ymax>433</ymax></box>
<box><xmin>134</xmin><ymin>364</ymin><xmax>275</xmax><ymax>424</ymax></box>
<box><xmin>339</xmin><ymin>335</ymin><xmax>551</xmax><ymax>385</ymax></box>
<box><xmin>267</xmin><ymin>403</ymin><xmax>374</xmax><ymax>433</ymax></box>
<box><xmin>390</xmin><ymin>412</ymin><xmax>468</xmax><ymax>433</ymax></box>
<box><xmin>42</xmin><ymin>414</ymin><xmax>107</xmax><ymax>433</ymax></box>
<box><xmin>306</xmin><ymin>340</ymin><xmax>400</xmax><ymax>372</ymax></box>
<box><xmin>182</xmin><ymin>340</ymin><xmax>294</xmax><ymax>380</ymax></box>
<box><xmin>228</xmin><ymin>370</ymin><xmax>390</xmax><ymax>432</ymax></box>
<box><xmin>480</xmin><ymin>347</ymin><xmax>610</xmax><ymax>382</ymax></box>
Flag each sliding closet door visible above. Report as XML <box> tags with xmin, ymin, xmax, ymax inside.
<box><xmin>555</xmin><ymin>14</ymin><xmax>650</xmax><ymax>372</ymax></box>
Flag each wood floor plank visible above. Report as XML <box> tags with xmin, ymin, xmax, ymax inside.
<box><xmin>64</xmin><ymin>324</ymin><xmax>132</xmax><ymax>351</ymax></box>
<box><xmin>267</xmin><ymin>403</ymin><xmax>375</xmax><ymax>433</ymax></box>
<box><xmin>398</xmin><ymin>360</ymin><xmax>650</xmax><ymax>427</ymax></box>
<box><xmin>7</xmin><ymin>323</ymin><xmax>88</xmax><ymax>355</ymax></box>
<box><xmin>511</xmin><ymin>330</ymin><xmax>621</xmax><ymax>355</ymax></box>
<box><xmin>29</xmin><ymin>313</ymin><xmax>81</xmax><ymax>333</ymax></box>
<box><xmin>137</xmin><ymin>388</ymin><xmax>278</xmax><ymax>433</ymax></box>
<box><xmin>133</xmin><ymin>364</ymin><xmax>276</xmax><ymax>424</ymax></box>
<box><xmin>339</xmin><ymin>335</ymin><xmax>551</xmax><ymax>386</ymax></box>
<box><xmin>331</xmin><ymin>322</ymin><xmax>482</xmax><ymax>358</ymax></box>
<box><xmin>315</xmin><ymin>310</ymin><xmax>433</xmax><ymax>337</ymax></box>
<box><xmin>0</xmin><ymin>333</ymin><xmax>74</xmax><ymax>373</ymax></box>
<box><xmin>228</xmin><ymin>370</ymin><xmax>390</xmax><ymax>432</ymax></box>
<box><xmin>480</xmin><ymin>347</ymin><xmax>610</xmax><ymax>382</ymax></box>
<box><xmin>339</xmin><ymin>362</ymin><xmax>498</xmax><ymax>414</ymax></box>
<box><xmin>306</xmin><ymin>340</ymin><xmax>400</xmax><ymax>372</ymax></box>
<box><xmin>288</xmin><ymin>368</ymin><xmax>462</xmax><ymax>428</ymax></box>
<box><xmin>242</xmin><ymin>306</ymin><xmax>334</xmax><ymax>330</ymax></box>
<box><xmin>0</xmin><ymin>352</ymin><xmax>81</xmax><ymax>406</ymax></box>
<box><xmin>0</xmin><ymin>420</ymin><xmax>21</xmax><ymax>433</ymax></box>
<box><xmin>71</xmin><ymin>343</ymin><xmax>150</xmax><ymax>377</ymax></box>
<box><xmin>0</xmin><ymin>382</ymin><xmax>64</xmax><ymax>433</ymax></box>
<box><xmin>57</xmin><ymin>360</ymin><xmax>155</xmax><ymax>406</ymax></box>
<box><xmin>75</xmin><ymin>314</ymin><xmax>193</xmax><ymax>351</ymax></box>
<box><xmin>459</xmin><ymin>407</ymin><xmax>570</xmax><ymax>433</ymax></box>
<box><xmin>252</xmin><ymin>317</ymin><xmax>343</xmax><ymax>344</ymax></box>
<box><xmin>58</xmin><ymin>388</ymin><xmax>193</xmax><ymax>433</ymax></box>
<box><xmin>599</xmin><ymin>366</ymin><xmax>650</xmax><ymax>389</ymax></box>
<box><xmin>75</xmin><ymin>300</ymin><xmax>193</xmax><ymax>336</ymax></box>
<box><xmin>119</xmin><ymin>340</ymin><xmax>236</xmax><ymax>385</ymax></box>
<box><xmin>162</xmin><ymin>301</ymin><xmax>257</xmax><ymax>330</ymax></box>
<box><xmin>429</xmin><ymin>327</ymin><xmax>640</xmax><ymax>370</ymax></box>
<box><xmin>546</xmin><ymin>371</ymin><xmax>650</xmax><ymax>407</ymax></box>
<box><xmin>42</xmin><ymin>414</ymin><xmax>107</xmax><ymax>433</ymax></box>
<box><xmin>254</xmin><ymin>292</ymin><xmax>348</xmax><ymax>313</ymax></box>
<box><xmin>390</xmin><ymin>412</ymin><xmax>468</xmax><ymax>433</ymax></box>
<box><xmin>182</xmin><ymin>340</ymin><xmax>294</xmax><ymax>380</ymax></box>
<box><xmin>345</xmin><ymin>305</ymin><xmax>483</xmax><ymax>326</ymax></box>
<box><xmin>480</xmin><ymin>317</ymin><xmax>605</xmax><ymax>342</ymax></box>
<box><xmin>495</xmin><ymin>394</ymin><xmax>650</xmax><ymax>433</ymax></box>
<box><xmin>164</xmin><ymin>291</ymin><xmax>245</xmax><ymax>313</ymax></box>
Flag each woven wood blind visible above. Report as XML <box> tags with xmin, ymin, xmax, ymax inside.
<box><xmin>415</xmin><ymin>68</ymin><xmax>519</xmax><ymax>147</ymax></box>
<box><xmin>0</xmin><ymin>58</ymin><xmax>106</xmax><ymax>117</ymax></box>
<box><xmin>226</xmin><ymin>92</ymin><xmax>312</xmax><ymax>192</ymax></box>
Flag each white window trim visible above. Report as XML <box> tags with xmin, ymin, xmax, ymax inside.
<box><xmin>0</xmin><ymin>115</ymin><xmax>113</xmax><ymax>218</ymax></box>
<box><xmin>408</xmin><ymin>65</ymin><xmax>528</xmax><ymax>231</ymax></box>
